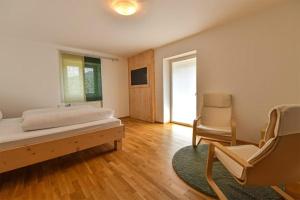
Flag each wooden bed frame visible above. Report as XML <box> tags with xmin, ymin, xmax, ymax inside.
<box><xmin>0</xmin><ymin>124</ymin><xmax>125</xmax><ymax>173</ymax></box>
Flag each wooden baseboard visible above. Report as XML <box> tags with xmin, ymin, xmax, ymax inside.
<box><xmin>127</xmin><ymin>117</ymin><xmax>155</xmax><ymax>123</ymax></box>
<box><xmin>170</xmin><ymin>121</ymin><xmax>192</xmax><ymax>127</ymax></box>
<box><xmin>286</xmin><ymin>182</ymin><xmax>300</xmax><ymax>199</ymax></box>
<box><xmin>119</xmin><ymin>116</ymin><xmax>130</xmax><ymax>120</ymax></box>
<box><xmin>126</xmin><ymin>118</ymin><xmax>259</xmax><ymax>146</ymax></box>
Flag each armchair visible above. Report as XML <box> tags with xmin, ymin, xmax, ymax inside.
<box><xmin>206</xmin><ymin>105</ymin><xmax>300</xmax><ymax>200</ymax></box>
<box><xmin>193</xmin><ymin>93</ymin><xmax>236</xmax><ymax>146</ymax></box>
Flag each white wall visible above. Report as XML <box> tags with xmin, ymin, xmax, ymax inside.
<box><xmin>102</xmin><ymin>58</ymin><xmax>129</xmax><ymax>117</ymax></box>
<box><xmin>155</xmin><ymin>1</ymin><xmax>300</xmax><ymax>143</ymax></box>
<box><xmin>0</xmin><ymin>37</ymin><xmax>129</xmax><ymax>118</ymax></box>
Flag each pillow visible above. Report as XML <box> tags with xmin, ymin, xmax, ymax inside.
<box><xmin>22</xmin><ymin>106</ymin><xmax>114</xmax><ymax>131</ymax></box>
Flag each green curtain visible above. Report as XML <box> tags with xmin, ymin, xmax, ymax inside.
<box><xmin>84</xmin><ymin>57</ymin><xmax>102</xmax><ymax>101</ymax></box>
<box><xmin>61</xmin><ymin>54</ymin><xmax>102</xmax><ymax>102</ymax></box>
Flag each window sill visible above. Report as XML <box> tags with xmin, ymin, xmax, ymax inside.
<box><xmin>60</xmin><ymin>101</ymin><xmax>103</xmax><ymax>108</ymax></box>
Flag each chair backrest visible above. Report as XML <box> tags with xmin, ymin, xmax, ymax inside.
<box><xmin>201</xmin><ymin>93</ymin><xmax>232</xmax><ymax>127</ymax></box>
<box><xmin>245</xmin><ymin>105</ymin><xmax>300</xmax><ymax>185</ymax></box>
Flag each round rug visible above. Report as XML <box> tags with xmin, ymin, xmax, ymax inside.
<box><xmin>172</xmin><ymin>144</ymin><xmax>282</xmax><ymax>200</ymax></box>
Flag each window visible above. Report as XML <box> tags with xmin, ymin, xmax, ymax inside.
<box><xmin>61</xmin><ymin>53</ymin><xmax>102</xmax><ymax>103</ymax></box>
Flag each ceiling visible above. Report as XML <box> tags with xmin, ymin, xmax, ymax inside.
<box><xmin>0</xmin><ymin>0</ymin><xmax>287</xmax><ymax>57</ymax></box>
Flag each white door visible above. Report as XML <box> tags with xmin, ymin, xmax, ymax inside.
<box><xmin>171</xmin><ymin>58</ymin><xmax>197</xmax><ymax>125</ymax></box>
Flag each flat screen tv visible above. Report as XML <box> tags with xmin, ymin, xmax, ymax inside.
<box><xmin>131</xmin><ymin>67</ymin><xmax>148</xmax><ymax>85</ymax></box>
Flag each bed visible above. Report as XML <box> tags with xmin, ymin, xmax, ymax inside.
<box><xmin>0</xmin><ymin>107</ymin><xmax>125</xmax><ymax>173</ymax></box>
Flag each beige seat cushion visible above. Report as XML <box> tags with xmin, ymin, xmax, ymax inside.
<box><xmin>215</xmin><ymin>145</ymin><xmax>259</xmax><ymax>179</ymax></box>
<box><xmin>203</xmin><ymin>93</ymin><xmax>232</xmax><ymax>108</ymax></box>
<box><xmin>201</xmin><ymin>107</ymin><xmax>232</xmax><ymax>127</ymax></box>
<box><xmin>197</xmin><ymin>124</ymin><xmax>231</xmax><ymax>135</ymax></box>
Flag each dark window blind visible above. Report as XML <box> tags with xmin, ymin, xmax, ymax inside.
<box><xmin>84</xmin><ymin>57</ymin><xmax>102</xmax><ymax>101</ymax></box>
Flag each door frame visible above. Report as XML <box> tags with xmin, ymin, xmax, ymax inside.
<box><xmin>170</xmin><ymin>55</ymin><xmax>198</xmax><ymax>126</ymax></box>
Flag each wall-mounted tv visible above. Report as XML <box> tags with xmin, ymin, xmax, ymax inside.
<box><xmin>131</xmin><ymin>67</ymin><xmax>148</xmax><ymax>85</ymax></box>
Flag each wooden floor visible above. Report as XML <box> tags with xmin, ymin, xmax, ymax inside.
<box><xmin>0</xmin><ymin>118</ymin><xmax>211</xmax><ymax>200</ymax></box>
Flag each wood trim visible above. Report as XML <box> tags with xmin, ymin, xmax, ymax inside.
<box><xmin>0</xmin><ymin>125</ymin><xmax>125</xmax><ymax>173</ymax></box>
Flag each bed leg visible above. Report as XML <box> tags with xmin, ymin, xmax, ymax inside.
<box><xmin>114</xmin><ymin>139</ymin><xmax>122</xmax><ymax>151</ymax></box>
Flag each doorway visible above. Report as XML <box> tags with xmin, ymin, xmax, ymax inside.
<box><xmin>171</xmin><ymin>57</ymin><xmax>197</xmax><ymax>125</ymax></box>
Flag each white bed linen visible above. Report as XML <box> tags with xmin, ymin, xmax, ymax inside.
<box><xmin>22</xmin><ymin>106</ymin><xmax>114</xmax><ymax>131</ymax></box>
<box><xmin>0</xmin><ymin>117</ymin><xmax>121</xmax><ymax>150</ymax></box>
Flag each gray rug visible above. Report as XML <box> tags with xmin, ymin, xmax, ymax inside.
<box><xmin>172</xmin><ymin>144</ymin><xmax>282</xmax><ymax>200</ymax></box>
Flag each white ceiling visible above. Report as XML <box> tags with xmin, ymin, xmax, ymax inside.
<box><xmin>0</xmin><ymin>0</ymin><xmax>287</xmax><ymax>57</ymax></box>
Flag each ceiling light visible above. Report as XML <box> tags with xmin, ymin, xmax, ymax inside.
<box><xmin>113</xmin><ymin>0</ymin><xmax>138</xmax><ymax>16</ymax></box>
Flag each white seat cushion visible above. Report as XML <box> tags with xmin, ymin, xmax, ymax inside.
<box><xmin>215</xmin><ymin>145</ymin><xmax>259</xmax><ymax>179</ymax></box>
<box><xmin>197</xmin><ymin>124</ymin><xmax>231</xmax><ymax>135</ymax></box>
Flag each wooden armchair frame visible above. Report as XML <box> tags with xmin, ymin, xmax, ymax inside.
<box><xmin>193</xmin><ymin>93</ymin><xmax>236</xmax><ymax>147</ymax></box>
<box><xmin>193</xmin><ymin>116</ymin><xmax>236</xmax><ymax>146</ymax></box>
<box><xmin>206</xmin><ymin>142</ymin><xmax>295</xmax><ymax>200</ymax></box>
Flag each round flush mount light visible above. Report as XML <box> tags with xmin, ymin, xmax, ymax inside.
<box><xmin>112</xmin><ymin>0</ymin><xmax>138</xmax><ymax>16</ymax></box>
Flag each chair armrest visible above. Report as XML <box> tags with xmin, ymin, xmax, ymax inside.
<box><xmin>259</xmin><ymin>123</ymin><xmax>268</xmax><ymax>148</ymax></box>
<box><xmin>259</xmin><ymin>140</ymin><xmax>266</xmax><ymax>148</ymax></box>
<box><xmin>195</xmin><ymin>115</ymin><xmax>202</xmax><ymax>121</ymax></box>
<box><xmin>211</xmin><ymin>142</ymin><xmax>252</xmax><ymax>168</ymax></box>
<box><xmin>193</xmin><ymin>115</ymin><xmax>202</xmax><ymax>128</ymax></box>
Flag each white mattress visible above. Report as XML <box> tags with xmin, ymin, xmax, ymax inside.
<box><xmin>0</xmin><ymin>117</ymin><xmax>121</xmax><ymax>150</ymax></box>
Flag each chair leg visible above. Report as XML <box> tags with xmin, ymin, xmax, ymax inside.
<box><xmin>192</xmin><ymin>131</ymin><xmax>197</xmax><ymax>147</ymax></box>
<box><xmin>230</xmin><ymin>120</ymin><xmax>237</xmax><ymax>146</ymax></box>
<box><xmin>231</xmin><ymin>127</ymin><xmax>237</xmax><ymax>146</ymax></box>
<box><xmin>231</xmin><ymin>137</ymin><xmax>236</xmax><ymax>146</ymax></box>
<box><xmin>197</xmin><ymin>136</ymin><xmax>202</xmax><ymax>146</ymax></box>
<box><xmin>206</xmin><ymin>144</ymin><xmax>228</xmax><ymax>200</ymax></box>
<box><xmin>271</xmin><ymin>186</ymin><xmax>295</xmax><ymax>200</ymax></box>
